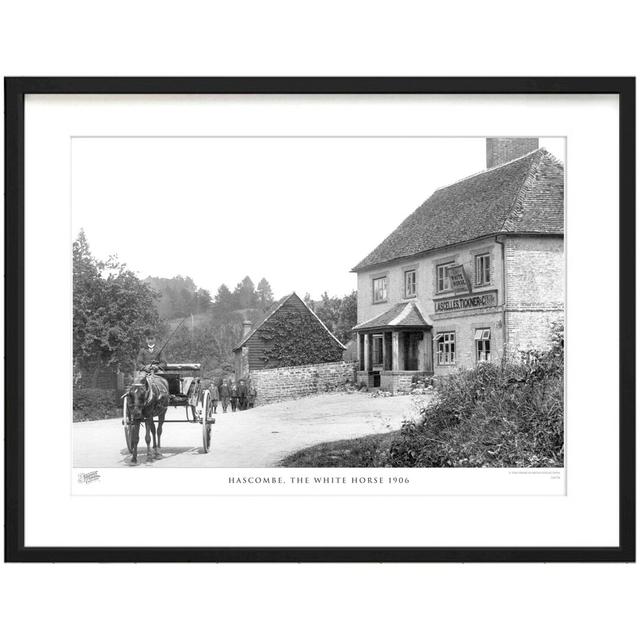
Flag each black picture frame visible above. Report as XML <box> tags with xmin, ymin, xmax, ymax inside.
<box><xmin>4</xmin><ymin>77</ymin><xmax>635</xmax><ymax>563</ymax></box>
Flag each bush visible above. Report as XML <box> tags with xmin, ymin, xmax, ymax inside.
<box><xmin>73</xmin><ymin>388</ymin><xmax>121</xmax><ymax>422</ymax></box>
<box><xmin>387</xmin><ymin>323</ymin><xmax>564</xmax><ymax>468</ymax></box>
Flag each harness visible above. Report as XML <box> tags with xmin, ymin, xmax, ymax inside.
<box><xmin>129</xmin><ymin>374</ymin><xmax>168</xmax><ymax>405</ymax></box>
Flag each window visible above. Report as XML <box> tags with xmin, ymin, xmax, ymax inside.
<box><xmin>372</xmin><ymin>334</ymin><xmax>383</xmax><ymax>366</ymax></box>
<box><xmin>475</xmin><ymin>328</ymin><xmax>491</xmax><ymax>362</ymax></box>
<box><xmin>435</xmin><ymin>331</ymin><xmax>456</xmax><ymax>365</ymax></box>
<box><xmin>404</xmin><ymin>269</ymin><xmax>416</xmax><ymax>297</ymax></box>
<box><xmin>475</xmin><ymin>253</ymin><xmax>491</xmax><ymax>286</ymax></box>
<box><xmin>436</xmin><ymin>263</ymin><xmax>453</xmax><ymax>293</ymax></box>
<box><xmin>372</xmin><ymin>276</ymin><xmax>387</xmax><ymax>303</ymax></box>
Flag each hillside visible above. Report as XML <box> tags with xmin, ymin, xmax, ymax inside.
<box><xmin>148</xmin><ymin>275</ymin><xmax>356</xmax><ymax>378</ymax></box>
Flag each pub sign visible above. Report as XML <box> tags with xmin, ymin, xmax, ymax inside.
<box><xmin>446</xmin><ymin>264</ymin><xmax>470</xmax><ymax>292</ymax></box>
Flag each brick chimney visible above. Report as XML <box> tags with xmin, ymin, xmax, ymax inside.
<box><xmin>242</xmin><ymin>320</ymin><xmax>253</xmax><ymax>337</ymax></box>
<box><xmin>486</xmin><ymin>137</ymin><xmax>539</xmax><ymax>169</ymax></box>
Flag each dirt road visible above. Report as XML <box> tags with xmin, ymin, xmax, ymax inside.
<box><xmin>73</xmin><ymin>392</ymin><xmax>423</xmax><ymax>468</ymax></box>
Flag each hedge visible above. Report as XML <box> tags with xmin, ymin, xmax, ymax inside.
<box><xmin>73</xmin><ymin>388</ymin><xmax>121</xmax><ymax>422</ymax></box>
<box><xmin>385</xmin><ymin>322</ymin><xmax>564</xmax><ymax>468</ymax></box>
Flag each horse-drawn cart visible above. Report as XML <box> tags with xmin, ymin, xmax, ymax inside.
<box><xmin>122</xmin><ymin>363</ymin><xmax>215</xmax><ymax>457</ymax></box>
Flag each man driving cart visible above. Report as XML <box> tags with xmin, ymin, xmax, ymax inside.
<box><xmin>136</xmin><ymin>330</ymin><xmax>167</xmax><ymax>373</ymax></box>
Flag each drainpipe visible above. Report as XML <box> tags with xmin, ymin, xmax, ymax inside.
<box><xmin>495</xmin><ymin>235</ymin><xmax>508</xmax><ymax>356</ymax></box>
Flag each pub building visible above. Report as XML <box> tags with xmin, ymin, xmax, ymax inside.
<box><xmin>351</xmin><ymin>138</ymin><xmax>564</xmax><ymax>392</ymax></box>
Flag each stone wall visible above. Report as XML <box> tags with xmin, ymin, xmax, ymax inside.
<box><xmin>504</xmin><ymin>235</ymin><xmax>564</xmax><ymax>352</ymax></box>
<box><xmin>504</xmin><ymin>236</ymin><xmax>564</xmax><ymax>311</ymax></box>
<box><xmin>506</xmin><ymin>310</ymin><xmax>564</xmax><ymax>353</ymax></box>
<box><xmin>356</xmin><ymin>370</ymin><xmax>417</xmax><ymax>394</ymax></box>
<box><xmin>251</xmin><ymin>361</ymin><xmax>356</xmax><ymax>405</ymax></box>
<box><xmin>381</xmin><ymin>372</ymin><xmax>414</xmax><ymax>394</ymax></box>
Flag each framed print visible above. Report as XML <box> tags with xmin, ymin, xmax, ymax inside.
<box><xmin>4</xmin><ymin>77</ymin><xmax>635</xmax><ymax>562</ymax></box>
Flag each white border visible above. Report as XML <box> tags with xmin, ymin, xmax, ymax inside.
<box><xmin>24</xmin><ymin>94</ymin><xmax>619</xmax><ymax>547</ymax></box>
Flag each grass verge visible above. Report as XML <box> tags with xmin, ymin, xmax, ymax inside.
<box><xmin>280</xmin><ymin>431</ymin><xmax>398</xmax><ymax>467</ymax></box>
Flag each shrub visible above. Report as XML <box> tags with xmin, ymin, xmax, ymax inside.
<box><xmin>73</xmin><ymin>388</ymin><xmax>121</xmax><ymax>422</ymax></box>
<box><xmin>387</xmin><ymin>323</ymin><xmax>564</xmax><ymax>468</ymax></box>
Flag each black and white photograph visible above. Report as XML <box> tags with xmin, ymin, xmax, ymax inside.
<box><xmin>2</xmin><ymin>3</ymin><xmax>637</xmax><ymax>637</ymax></box>
<box><xmin>72</xmin><ymin>135</ymin><xmax>565</xmax><ymax>472</ymax></box>
<box><xmin>7</xmin><ymin>77</ymin><xmax>632</xmax><ymax>564</ymax></box>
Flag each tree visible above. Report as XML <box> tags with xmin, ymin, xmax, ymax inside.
<box><xmin>195</xmin><ymin>287</ymin><xmax>212</xmax><ymax>313</ymax></box>
<box><xmin>314</xmin><ymin>292</ymin><xmax>342</xmax><ymax>333</ymax></box>
<box><xmin>303</xmin><ymin>292</ymin><xmax>315</xmax><ymax>310</ymax></box>
<box><xmin>256</xmin><ymin>277</ymin><xmax>274</xmax><ymax>310</ymax></box>
<box><xmin>309</xmin><ymin>290</ymin><xmax>357</xmax><ymax>345</ymax></box>
<box><xmin>145</xmin><ymin>275</ymin><xmax>211</xmax><ymax>319</ymax></box>
<box><xmin>73</xmin><ymin>229</ymin><xmax>102</xmax><ymax>376</ymax></box>
<box><xmin>162</xmin><ymin>323</ymin><xmax>224</xmax><ymax>376</ymax></box>
<box><xmin>73</xmin><ymin>231</ymin><xmax>160</xmax><ymax>381</ymax></box>
<box><xmin>335</xmin><ymin>290</ymin><xmax>358</xmax><ymax>345</ymax></box>
<box><xmin>233</xmin><ymin>276</ymin><xmax>258</xmax><ymax>309</ymax></box>
<box><xmin>213</xmin><ymin>283</ymin><xmax>234</xmax><ymax>313</ymax></box>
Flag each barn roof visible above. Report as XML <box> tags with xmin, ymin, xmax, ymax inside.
<box><xmin>352</xmin><ymin>148</ymin><xmax>564</xmax><ymax>272</ymax></box>
<box><xmin>233</xmin><ymin>292</ymin><xmax>346</xmax><ymax>351</ymax></box>
<box><xmin>352</xmin><ymin>301</ymin><xmax>432</xmax><ymax>332</ymax></box>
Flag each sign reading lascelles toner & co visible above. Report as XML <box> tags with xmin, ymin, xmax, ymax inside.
<box><xmin>434</xmin><ymin>290</ymin><xmax>498</xmax><ymax>314</ymax></box>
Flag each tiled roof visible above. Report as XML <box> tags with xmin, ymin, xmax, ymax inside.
<box><xmin>233</xmin><ymin>292</ymin><xmax>346</xmax><ymax>350</ymax></box>
<box><xmin>353</xmin><ymin>149</ymin><xmax>564</xmax><ymax>271</ymax></box>
<box><xmin>353</xmin><ymin>301</ymin><xmax>432</xmax><ymax>331</ymax></box>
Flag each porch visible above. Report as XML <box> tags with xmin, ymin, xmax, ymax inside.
<box><xmin>353</xmin><ymin>302</ymin><xmax>433</xmax><ymax>393</ymax></box>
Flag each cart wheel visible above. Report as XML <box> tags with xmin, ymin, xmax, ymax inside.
<box><xmin>206</xmin><ymin>394</ymin><xmax>216</xmax><ymax>420</ymax></box>
<box><xmin>201</xmin><ymin>389</ymin><xmax>213</xmax><ymax>453</ymax></box>
<box><xmin>186</xmin><ymin>405</ymin><xmax>196</xmax><ymax>422</ymax></box>
<box><xmin>122</xmin><ymin>395</ymin><xmax>133</xmax><ymax>454</ymax></box>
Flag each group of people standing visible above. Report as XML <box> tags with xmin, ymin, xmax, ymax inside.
<box><xmin>202</xmin><ymin>377</ymin><xmax>257</xmax><ymax>414</ymax></box>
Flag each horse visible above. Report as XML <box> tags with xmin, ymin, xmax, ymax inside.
<box><xmin>219</xmin><ymin>379</ymin><xmax>230</xmax><ymax>413</ymax></box>
<box><xmin>126</xmin><ymin>371</ymin><xmax>170</xmax><ymax>464</ymax></box>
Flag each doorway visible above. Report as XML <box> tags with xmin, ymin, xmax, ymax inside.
<box><xmin>403</xmin><ymin>331</ymin><xmax>421</xmax><ymax>370</ymax></box>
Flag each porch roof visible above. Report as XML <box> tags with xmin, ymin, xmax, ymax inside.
<box><xmin>353</xmin><ymin>301</ymin><xmax>433</xmax><ymax>332</ymax></box>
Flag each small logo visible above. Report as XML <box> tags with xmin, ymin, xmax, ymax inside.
<box><xmin>77</xmin><ymin>470</ymin><xmax>101</xmax><ymax>484</ymax></box>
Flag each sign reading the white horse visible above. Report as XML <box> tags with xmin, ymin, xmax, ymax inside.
<box><xmin>445</xmin><ymin>264</ymin><xmax>471</xmax><ymax>293</ymax></box>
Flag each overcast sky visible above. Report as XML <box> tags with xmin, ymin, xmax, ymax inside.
<box><xmin>72</xmin><ymin>137</ymin><xmax>564</xmax><ymax>300</ymax></box>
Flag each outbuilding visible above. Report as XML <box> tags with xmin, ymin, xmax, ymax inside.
<box><xmin>233</xmin><ymin>292</ymin><xmax>346</xmax><ymax>379</ymax></box>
